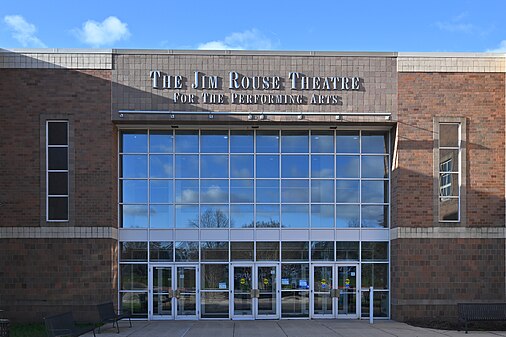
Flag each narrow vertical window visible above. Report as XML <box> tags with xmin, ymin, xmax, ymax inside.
<box><xmin>438</xmin><ymin>123</ymin><xmax>460</xmax><ymax>222</ymax></box>
<box><xmin>47</xmin><ymin>121</ymin><xmax>69</xmax><ymax>221</ymax></box>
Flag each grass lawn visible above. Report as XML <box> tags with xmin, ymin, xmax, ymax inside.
<box><xmin>9</xmin><ymin>323</ymin><xmax>46</xmax><ymax>337</ymax></box>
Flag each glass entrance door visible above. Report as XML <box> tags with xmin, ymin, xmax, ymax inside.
<box><xmin>232</xmin><ymin>265</ymin><xmax>253</xmax><ymax>319</ymax></box>
<box><xmin>175</xmin><ymin>266</ymin><xmax>198</xmax><ymax>319</ymax></box>
<box><xmin>337</xmin><ymin>265</ymin><xmax>359</xmax><ymax>318</ymax></box>
<box><xmin>311</xmin><ymin>264</ymin><xmax>335</xmax><ymax>318</ymax></box>
<box><xmin>231</xmin><ymin>264</ymin><xmax>279</xmax><ymax>319</ymax></box>
<box><xmin>152</xmin><ymin>266</ymin><xmax>173</xmax><ymax>319</ymax></box>
<box><xmin>256</xmin><ymin>265</ymin><xmax>279</xmax><ymax>319</ymax></box>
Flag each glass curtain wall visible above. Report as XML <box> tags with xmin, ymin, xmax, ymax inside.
<box><xmin>118</xmin><ymin>129</ymin><xmax>390</xmax><ymax>319</ymax></box>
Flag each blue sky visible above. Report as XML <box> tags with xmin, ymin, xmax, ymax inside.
<box><xmin>1</xmin><ymin>0</ymin><xmax>505</xmax><ymax>52</ymax></box>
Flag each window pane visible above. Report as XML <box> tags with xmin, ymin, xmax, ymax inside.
<box><xmin>281</xmin><ymin>131</ymin><xmax>308</xmax><ymax>153</ymax></box>
<box><xmin>201</xmin><ymin>180</ymin><xmax>228</xmax><ymax>203</ymax></box>
<box><xmin>122</xmin><ymin>155</ymin><xmax>147</xmax><ymax>178</ymax></box>
<box><xmin>336</xmin><ymin>180</ymin><xmax>359</xmax><ymax>203</ymax></box>
<box><xmin>230</xmin><ymin>205</ymin><xmax>254</xmax><ymax>228</ymax></box>
<box><xmin>230</xmin><ymin>130</ymin><xmax>253</xmax><ymax>153</ymax></box>
<box><xmin>175</xmin><ymin>205</ymin><xmax>199</xmax><ymax>228</ymax></box>
<box><xmin>122</xmin><ymin>180</ymin><xmax>147</xmax><ymax>203</ymax></box>
<box><xmin>362</xmin><ymin>242</ymin><xmax>389</xmax><ymax>261</ymax></box>
<box><xmin>200</xmin><ymin>205</ymin><xmax>229</xmax><ymax>228</ymax></box>
<box><xmin>256</xmin><ymin>155</ymin><xmax>279</xmax><ymax>178</ymax></box>
<box><xmin>175</xmin><ymin>241</ymin><xmax>199</xmax><ymax>261</ymax></box>
<box><xmin>120</xmin><ymin>264</ymin><xmax>148</xmax><ymax>290</ymax></box>
<box><xmin>362</xmin><ymin>181</ymin><xmax>388</xmax><ymax>203</ymax></box>
<box><xmin>256</xmin><ymin>242</ymin><xmax>280</xmax><ymax>261</ymax></box>
<box><xmin>201</xmin><ymin>155</ymin><xmax>228</xmax><ymax>178</ymax></box>
<box><xmin>201</xmin><ymin>130</ymin><xmax>228</xmax><ymax>153</ymax></box>
<box><xmin>149</xmin><ymin>131</ymin><xmax>173</xmax><ymax>153</ymax></box>
<box><xmin>120</xmin><ymin>242</ymin><xmax>148</xmax><ymax>261</ymax></box>
<box><xmin>439</xmin><ymin>150</ymin><xmax>459</xmax><ymax>171</ymax></box>
<box><xmin>230</xmin><ymin>180</ymin><xmax>253</xmax><ymax>203</ymax></box>
<box><xmin>311</xmin><ymin>131</ymin><xmax>334</xmax><ymax>153</ymax></box>
<box><xmin>201</xmin><ymin>242</ymin><xmax>229</xmax><ymax>261</ymax></box>
<box><xmin>149</xmin><ymin>242</ymin><xmax>173</xmax><ymax>261</ymax></box>
<box><xmin>150</xmin><ymin>180</ymin><xmax>173</xmax><ymax>203</ymax></box>
<box><xmin>336</xmin><ymin>155</ymin><xmax>359</xmax><ymax>178</ymax></box>
<box><xmin>362</xmin><ymin>132</ymin><xmax>388</xmax><ymax>154</ymax></box>
<box><xmin>336</xmin><ymin>242</ymin><xmax>359</xmax><ymax>260</ymax></box>
<box><xmin>336</xmin><ymin>131</ymin><xmax>359</xmax><ymax>153</ymax></box>
<box><xmin>361</xmin><ymin>205</ymin><xmax>388</xmax><ymax>228</ymax></box>
<box><xmin>361</xmin><ymin>264</ymin><xmax>389</xmax><ymax>289</ymax></box>
<box><xmin>201</xmin><ymin>264</ymin><xmax>229</xmax><ymax>289</ymax></box>
<box><xmin>282</xmin><ymin>204</ymin><xmax>309</xmax><ymax>228</ymax></box>
<box><xmin>311</xmin><ymin>155</ymin><xmax>334</xmax><ymax>178</ymax></box>
<box><xmin>311</xmin><ymin>180</ymin><xmax>334</xmax><ymax>203</ymax></box>
<box><xmin>175</xmin><ymin>155</ymin><xmax>198</xmax><ymax>178</ymax></box>
<box><xmin>361</xmin><ymin>291</ymin><xmax>389</xmax><ymax>318</ymax></box>
<box><xmin>201</xmin><ymin>292</ymin><xmax>229</xmax><ymax>318</ymax></box>
<box><xmin>311</xmin><ymin>241</ymin><xmax>334</xmax><ymax>261</ymax></box>
<box><xmin>175</xmin><ymin>180</ymin><xmax>198</xmax><ymax>203</ymax></box>
<box><xmin>121</xmin><ymin>205</ymin><xmax>148</xmax><ymax>228</ymax></box>
<box><xmin>150</xmin><ymin>205</ymin><xmax>173</xmax><ymax>228</ymax></box>
<box><xmin>439</xmin><ymin>197</ymin><xmax>459</xmax><ymax>221</ymax></box>
<box><xmin>231</xmin><ymin>242</ymin><xmax>254</xmax><ymax>260</ymax></box>
<box><xmin>120</xmin><ymin>292</ymin><xmax>148</xmax><ymax>318</ymax></box>
<box><xmin>48</xmin><ymin>172</ymin><xmax>68</xmax><ymax>195</ymax></box>
<box><xmin>282</xmin><ymin>155</ymin><xmax>309</xmax><ymax>178</ymax></box>
<box><xmin>256</xmin><ymin>204</ymin><xmax>280</xmax><ymax>228</ymax></box>
<box><xmin>336</xmin><ymin>205</ymin><xmax>359</xmax><ymax>228</ymax></box>
<box><xmin>311</xmin><ymin>204</ymin><xmax>334</xmax><ymax>228</ymax></box>
<box><xmin>256</xmin><ymin>179</ymin><xmax>279</xmax><ymax>203</ymax></box>
<box><xmin>362</xmin><ymin>156</ymin><xmax>388</xmax><ymax>178</ymax></box>
<box><xmin>282</xmin><ymin>243</ymin><xmax>309</xmax><ymax>261</ymax></box>
<box><xmin>440</xmin><ymin>124</ymin><xmax>459</xmax><ymax>147</ymax></box>
<box><xmin>48</xmin><ymin>122</ymin><xmax>68</xmax><ymax>145</ymax></box>
<box><xmin>256</xmin><ymin>131</ymin><xmax>279</xmax><ymax>153</ymax></box>
<box><xmin>281</xmin><ymin>180</ymin><xmax>309</xmax><ymax>203</ymax></box>
<box><xmin>150</xmin><ymin>155</ymin><xmax>173</xmax><ymax>178</ymax></box>
<box><xmin>48</xmin><ymin>197</ymin><xmax>68</xmax><ymax>220</ymax></box>
<box><xmin>281</xmin><ymin>263</ymin><xmax>309</xmax><ymax>286</ymax></box>
<box><xmin>48</xmin><ymin>147</ymin><xmax>68</xmax><ymax>170</ymax></box>
<box><xmin>175</xmin><ymin>130</ymin><xmax>198</xmax><ymax>153</ymax></box>
<box><xmin>121</xmin><ymin>131</ymin><xmax>147</xmax><ymax>153</ymax></box>
<box><xmin>230</xmin><ymin>155</ymin><xmax>254</xmax><ymax>178</ymax></box>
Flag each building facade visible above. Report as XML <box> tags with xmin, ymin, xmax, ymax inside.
<box><xmin>0</xmin><ymin>49</ymin><xmax>504</xmax><ymax>323</ymax></box>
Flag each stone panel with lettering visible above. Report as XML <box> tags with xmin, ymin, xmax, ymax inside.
<box><xmin>111</xmin><ymin>51</ymin><xmax>397</xmax><ymax>122</ymax></box>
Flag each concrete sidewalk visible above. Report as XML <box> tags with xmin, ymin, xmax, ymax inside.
<box><xmin>87</xmin><ymin>320</ymin><xmax>506</xmax><ymax>337</ymax></box>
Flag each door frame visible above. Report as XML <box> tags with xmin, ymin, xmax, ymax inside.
<box><xmin>310</xmin><ymin>263</ymin><xmax>336</xmax><ymax>319</ymax></box>
<box><xmin>149</xmin><ymin>265</ymin><xmax>174</xmax><ymax>320</ymax></box>
<box><xmin>148</xmin><ymin>264</ymin><xmax>199</xmax><ymax>320</ymax></box>
<box><xmin>255</xmin><ymin>263</ymin><xmax>280</xmax><ymax>320</ymax></box>
<box><xmin>230</xmin><ymin>263</ymin><xmax>255</xmax><ymax>320</ymax></box>
<box><xmin>335</xmin><ymin>263</ymin><xmax>360</xmax><ymax>319</ymax></box>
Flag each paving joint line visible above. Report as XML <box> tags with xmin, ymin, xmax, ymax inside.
<box><xmin>276</xmin><ymin>321</ymin><xmax>289</xmax><ymax>337</ymax></box>
<box><xmin>180</xmin><ymin>322</ymin><xmax>194</xmax><ymax>337</ymax></box>
<box><xmin>320</xmin><ymin>322</ymin><xmax>346</xmax><ymax>337</ymax></box>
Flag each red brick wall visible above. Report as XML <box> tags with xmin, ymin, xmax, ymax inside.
<box><xmin>394</xmin><ymin>72</ymin><xmax>505</xmax><ymax>228</ymax></box>
<box><xmin>391</xmin><ymin>238</ymin><xmax>505</xmax><ymax>321</ymax></box>
<box><xmin>393</xmin><ymin>72</ymin><xmax>506</xmax><ymax>321</ymax></box>
<box><xmin>0</xmin><ymin>238</ymin><xmax>118</xmax><ymax>323</ymax></box>
<box><xmin>0</xmin><ymin>69</ymin><xmax>114</xmax><ymax>227</ymax></box>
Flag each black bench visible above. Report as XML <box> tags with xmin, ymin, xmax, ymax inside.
<box><xmin>458</xmin><ymin>303</ymin><xmax>506</xmax><ymax>333</ymax></box>
<box><xmin>44</xmin><ymin>312</ymin><xmax>96</xmax><ymax>337</ymax></box>
<box><xmin>97</xmin><ymin>302</ymin><xmax>131</xmax><ymax>333</ymax></box>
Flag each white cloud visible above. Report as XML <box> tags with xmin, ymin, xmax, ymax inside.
<box><xmin>434</xmin><ymin>12</ymin><xmax>476</xmax><ymax>34</ymax></box>
<box><xmin>4</xmin><ymin>15</ymin><xmax>46</xmax><ymax>47</ymax></box>
<box><xmin>198</xmin><ymin>29</ymin><xmax>273</xmax><ymax>50</ymax></box>
<box><xmin>74</xmin><ymin>16</ymin><xmax>130</xmax><ymax>47</ymax></box>
<box><xmin>487</xmin><ymin>40</ymin><xmax>506</xmax><ymax>53</ymax></box>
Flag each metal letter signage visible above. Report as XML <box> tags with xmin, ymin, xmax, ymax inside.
<box><xmin>149</xmin><ymin>70</ymin><xmax>363</xmax><ymax>107</ymax></box>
